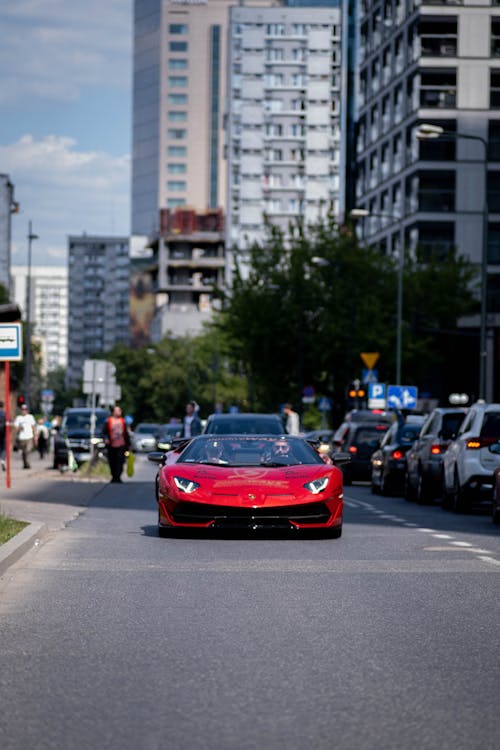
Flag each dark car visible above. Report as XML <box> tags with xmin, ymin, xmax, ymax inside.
<box><xmin>489</xmin><ymin>442</ymin><xmax>500</xmax><ymax>524</ymax></box>
<box><xmin>405</xmin><ymin>407</ymin><xmax>467</xmax><ymax>504</ymax></box>
<box><xmin>371</xmin><ymin>416</ymin><xmax>425</xmax><ymax>496</ymax></box>
<box><xmin>203</xmin><ymin>413</ymin><xmax>284</xmax><ymax>435</ymax></box>
<box><xmin>339</xmin><ymin>422</ymin><xmax>390</xmax><ymax>484</ymax></box>
<box><xmin>156</xmin><ymin>423</ymin><xmax>183</xmax><ymax>451</ymax></box>
<box><xmin>332</xmin><ymin>409</ymin><xmax>393</xmax><ymax>447</ymax></box>
<box><xmin>54</xmin><ymin>407</ymin><xmax>109</xmax><ymax>468</ymax></box>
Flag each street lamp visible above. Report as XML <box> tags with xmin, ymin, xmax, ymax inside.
<box><xmin>350</xmin><ymin>207</ymin><xmax>404</xmax><ymax>385</ymax></box>
<box><xmin>416</xmin><ymin>123</ymin><xmax>488</xmax><ymax>400</ymax></box>
<box><xmin>25</xmin><ymin>221</ymin><xmax>38</xmax><ymax>409</ymax></box>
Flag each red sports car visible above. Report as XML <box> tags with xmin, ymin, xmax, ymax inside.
<box><xmin>148</xmin><ymin>435</ymin><xmax>347</xmax><ymax>537</ymax></box>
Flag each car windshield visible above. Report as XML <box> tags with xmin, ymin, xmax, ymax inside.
<box><xmin>399</xmin><ymin>424</ymin><xmax>421</xmax><ymax>443</ymax></box>
<box><xmin>178</xmin><ymin>436</ymin><xmax>324</xmax><ymax>466</ymax></box>
<box><xmin>64</xmin><ymin>413</ymin><xmax>107</xmax><ymax>431</ymax></box>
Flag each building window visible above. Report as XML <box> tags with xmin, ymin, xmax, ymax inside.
<box><xmin>488</xmin><ymin>172</ymin><xmax>500</xmax><ymax>212</ymax></box>
<box><xmin>169</xmin><ymin>59</ymin><xmax>188</xmax><ymax>69</ymax></box>
<box><xmin>167</xmin><ymin>199</ymin><xmax>185</xmax><ymax>208</ymax></box>
<box><xmin>168</xmin><ymin>146</ymin><xmax>187</xmax><ymax>157</ymax></box>
<box><xmin>418</xmin><ymin>119</ymin><xmax>456</xmax><ymax>160</ymax></box>
<box><xmin>420</xmin><ymin>17</ymin><xmax>457</xmax><ymax>57</ymax></box>
<box><xmin>420</xmin><ymin>68</ymin><xmax>456</xmax><ymax>108</ymax></box>
<box><xmin>168</xmin><ymin>163</ymin><xmax>186</xmax><ymax>173</ymax></box>
<box><xmin>491</xmin><ymin>70</ymin><xmax>500</xmax><ymax>108</ymax></box>
<box><xmin>168</xmin><ymin>111</ymin><xmax>187</xmax><ymax>121</ymax></box>
<box><xmin>168</xmin><ymin>76</ymin><xmax>187</xmax><ymax>87</ymax></box>
<box><xmin>489</xmin><ymin>121</ymin><xmax>500</xmax><ymax>161</ymax></box>
<box><xmin>168</xmin><ymin>93</ymin><xmax>187</xmax><ymax>105</ymax></box>
<box><xmin>488</xmin><ymin>223</ymin><xmax>500</xmax><ymax>263</ymax></box>
<box><xmin>169</xmin><ymin>24</ymin><xmax>188</xmax><ymax>35</ymax></box>
<box><xmin>492</xmin><ymin>19</ymin><xmax>500</xmax><ymax>57</ymax></box>
<box><xmin>167</xmin><ymin>181</ymin><xmax>186</xmax><ymax>191</ymax></box>
<box><xmin>418</xmin><ymin>170</ymin><xmax>455</xmax><ymax>212</ymax></box>
<box><xmin>415</xmin><ymin>222</ymin><xmax>455</xmax><ymax>262</ymax></box>
<box><xmin>170</xmin><ymin>41</ymin><xmax>187</xmax><ymax>52</ymax></box>
<box><xmin>168</xmin><ymin>129</ymin><xmax>186</xmax><ymax>140</ymax></box>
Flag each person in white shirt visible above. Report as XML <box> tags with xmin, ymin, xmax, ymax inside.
<box><xmin>283</xmin><ymin>403</ymin><xmax>300</xmax><ymax>435</ymax></box>
<box><xmin>14</xmin><ymin>404</ymin><xmax>38</xmax><ymax>469</ymax></box>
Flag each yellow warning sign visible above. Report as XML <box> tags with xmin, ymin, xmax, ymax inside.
<box><xmin>360</xmin><ymin>352</ymin><xmax>380</xmax><ymax>370</ymax></box>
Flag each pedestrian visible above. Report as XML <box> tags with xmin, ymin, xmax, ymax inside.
<box><xmin>14</xmin><ymin>403</ymin><xmax>38</xmax><ymax>469</ymax></box>
<box><xmin>0</xmin><ymin>400</ymin><xmax>6</xmax><ymax>471</ymax></box>
<box><xmin>183</xmin><ymin>400</ymin><xmax>202</xmax><ymax>437</ymax></box>
<box><xmin>36</xmin><ymin>417</ymin><xmax>50</xmax><ymax>459</ymax></box>
<box><xmin>102</xmin><ymin>405</ymin><xmax>131</xmax><ymax>483</ymax></box>
<box><xmin>283</xmin><ymin>402</ymin><xmax>300</xmax><ymax>435</ymax></box>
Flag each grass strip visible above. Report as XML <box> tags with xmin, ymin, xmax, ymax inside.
<box><xmin>0</xmin><ymin>513</ymin><xmax>29</xmax><ymax>545</ymax></box>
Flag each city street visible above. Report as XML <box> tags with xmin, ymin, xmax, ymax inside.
<box><xmin>1</xmin><ymin>454</ymin><xmax>499</xmax><ymax>750</ymax></box>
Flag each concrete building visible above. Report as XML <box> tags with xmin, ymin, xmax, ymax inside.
<box><xmin>11</xmin><ymin>266</ymin><xmax>68</xmax><ymax>374</ymax></box>
<box><xmin>0</xmin><ymin>174</ymin><xmax>19</xmax><ymax>296</ymax></box>
<box><xmin>132</xmin><ymin>0</ymin><xmax>281</xmax><ymax>238</ymax></box>
<box><xmin>66</xmin><ymin>236</ymin><xmax>130</xmax><ymax>388</ymax></box>
<box><xmin>354</xmin><ymin>0</ymin><xmax>500</xmax><ymax>401</ymax></box>
<box><xmin>225</xmin><ymin>3</ymin><xmax>347</xmax><ymax>280</ymax></box>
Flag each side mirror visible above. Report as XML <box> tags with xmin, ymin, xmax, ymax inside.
<box><xmin>488</xmin><ymin>442</ymin><xmax>500</xmax><ymax>455</ymax></box>
<box><xmin>148</xmin><ymin>451</ymin><xmax>166</xmax><ymax>464</ymax></box>
<box><xmin>332</xmin><ymin>451</ymin><xmax>351</xmax><ymax>466</ymax></box>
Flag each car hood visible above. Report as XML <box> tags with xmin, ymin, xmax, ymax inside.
<box><xmin>160</xmin><ymin>464</ymin><xmax>341</xmax><ymax>506</ymax></box>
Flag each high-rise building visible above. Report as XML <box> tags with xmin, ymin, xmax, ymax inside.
<box><xmin>354</xmin><ymin>0</ymin><xmax>500</xmax><ymax>401</ymax></box>
<box><xmin>225</xmin><ymin>3</ymin><xmax>346</xmax><ymax>280</ymax></box>
<box><xmin>0</xmin><ymin>174</ymin><xmax>18</xmax><ymax>296</ymax></box>
<box><xmin>11</xmin><ymin>265</ymin><xmax>68</xmax><ymax>374</ymax></box>
<box><xmin>132</xmin><ymin>0</ymin><xmax>281</xmax><ymax>238</ymax></box>
<box><xmin>66</xmin><ymin>236</ymin><xmax>130</xmax><ymax>388</ymax></box>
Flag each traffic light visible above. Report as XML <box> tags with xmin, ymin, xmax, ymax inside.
<box><xmin>17</xmin><ymin>395</ymin><xmax>25</xmax><ymax>407</ymax></box>
<box><xmin>346</xmin><ymin>382</ymin><xmax>366</xmax><ymax>408</ymax></box>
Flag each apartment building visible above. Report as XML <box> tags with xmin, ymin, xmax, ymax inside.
<box><xmin>225</xmin><ymin>3</ymin><xmax>347</xmax><ymax>280</ymax></box>
<box><xmin>11</xmin><ymin>265</ymin><xmax>68</xmax><ymax>374</ymax></box>
<box><xmin>0</xmin><ymin>174</ymin><xmax>18</xmax><ymax>296</ymax></box>
<box><xmin>66</xmin><ymin>236</ymin><xmax>130</xmax><ymax>388</ymax></box>
<box><xmin>354</xmin><ymin>0</ymin><xmax>500</xmax><ymax>399</ymax></box>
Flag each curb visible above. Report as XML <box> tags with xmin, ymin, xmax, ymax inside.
<box><xmin>0</xmin><ymin>522</ymin><xmax>48</xmax><ymax>577</ymax></box>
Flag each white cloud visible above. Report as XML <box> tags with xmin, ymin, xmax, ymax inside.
<box><xmin>0</xmin><ymin>1</ymin><xmax>132</xmax><ymax>106</ymax></box>
<box><xmin>3</xmin><ymin>134</ymin><xmax>130</xmax><ymax>265</ymax></box>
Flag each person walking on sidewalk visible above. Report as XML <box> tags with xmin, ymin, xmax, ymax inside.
<box><xmin>102</xmin><ymin>405</ymin><xmax>131</xmax><ymax>483</ymax></box>
<box><xmin>36</xmin><ymin>417</ymin><xmax>50</xmax><ymax>459</ymax></box>
<box><xmin>14</xmin><ymin>403</ymin><xmax>38</xmax><ymax>469</ymax></box>
<box><xmin>283</xmin><ymin>403</ymin><xmax>300</xmax><ymax>436</ymax></box>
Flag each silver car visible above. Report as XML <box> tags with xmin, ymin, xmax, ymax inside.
<box><xmin>131</xmin><ymin>423</ymin><xmax>161</xmax><ymax>452</ymax></box>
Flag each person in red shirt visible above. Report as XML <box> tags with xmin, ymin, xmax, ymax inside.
<box><xmin>102</xmin><ymin>405</ymin><xmax>131</xmax><ymax>483</ymax></box>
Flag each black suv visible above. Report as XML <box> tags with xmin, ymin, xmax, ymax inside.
<box><xmin>54</xmin><ymin>408</ymin><xmax>109</xmax><ymax>468</ymax></box>
<box><xmin>339</xmin><ymin>422</ymin><xmax>390</xmax><ymax>484</ymax></box>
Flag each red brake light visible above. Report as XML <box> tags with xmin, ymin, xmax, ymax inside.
<box><xmin>348</xmin><ymin>446</ymin><xmax>358</xmax><ymax>454</ymax></box>
<box><xmin>392</xmin><ymin>450</ymin><xmax>403</xmax><ymax>460</ymax></box>
<box><xmin>430</xmin><ymin>444</ymin><xmax>442</xmax><ymax>455</ymax></box>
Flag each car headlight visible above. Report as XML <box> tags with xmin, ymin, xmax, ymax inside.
<box><xmin>304</xmin><ymin>477</ymin><xmax>329</xmax><ymax>494</ymax></box>
<box><xmin>173</xmin><ymin>476</ymin><xmax>200</xmax><ymax>494</ymax></box>
<box><xmin>158</xmin><ymin>441</ymin><xmax>172</xmax><ymax>450</ymax></box>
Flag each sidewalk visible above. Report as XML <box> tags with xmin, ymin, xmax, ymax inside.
<box><xmin>0</xmin><ymin>451</ymin><xmax>107</xmax><ymax>577</ymax></box>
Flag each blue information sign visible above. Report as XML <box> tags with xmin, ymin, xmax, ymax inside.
<box><xmin>0</xmin><ymin>323</ymin><xmax>23</xmax><ymax>361</ymax></box>
<box><xmin>387</xmin><ymin>385</ymin><xmax>418</xmax><ymax>410</ymax></box>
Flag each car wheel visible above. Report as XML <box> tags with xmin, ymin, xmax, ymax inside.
<box><xmin>404</xmin><ymin>473</ymin><xmax>416</xmax><ymax>502</ymax></box>
<box><xmin>416</xmin><ymin>471</ymin><xmax>430</xmax><ymax>505</ymax></box>
<box><xmin>343</xmin><ymin>468</ymin><xmax>352</xmax><ymax>486</ymax></box>
<box><xmin>371</xmin><ymin>475</ymin><xmax>380</xmax><ymax>494</ymax></box>
<box><xmin>492</xmin><ymin>509</ymin><xmax>500</xmax><ymax>526</ymax></box>
<box><xmin>451</xmin><ymin>472</ymin><xmax>470</xmax><ymax>514</ymax></box>
<box><xmin>380</xmin><ymin>473</ymin><xmax>391</xmax><ymax>496</ymax></box>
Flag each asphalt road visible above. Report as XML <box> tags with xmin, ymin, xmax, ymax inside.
<box><xmin>1</xmin><ymin>454</ymin><xmax>499</xmax><ymax>750</ymax></box>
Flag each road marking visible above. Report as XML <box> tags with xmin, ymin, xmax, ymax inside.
<box><xmin>432</xmin><ymin>534</ymin><xmax>453</xmax><ymax>539</ymax></box>
<box><xmin>478</xmin><ymin>556</ymin><xmax>500</xmax><ymax>566</ymax></box>
<box><xmin>450</xmin><ymin>541</ymin><xmax>473</xmax><ymax>547</ymax></box>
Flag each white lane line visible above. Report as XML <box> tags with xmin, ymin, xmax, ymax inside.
<box><xmin>450</xmin><ymin>541</ymin><xmax>473</xmax><ymax>547</ymax></box>
<box><xmin>432</xmin><ymin>534</ymin><xmax>453</xmax><ymax>539</ymax></box>
<box><xmin>417</xmin><ymin>528</ymin><xmax>436</xmax><ymax>533</ymax></box>
<box><xmin>478</xmin><ymin>556</ymin><xmax>500</xmax><ymax>566</ymax></box>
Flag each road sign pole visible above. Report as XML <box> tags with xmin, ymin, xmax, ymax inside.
<box><xmin>4</xmin><ymin>361</ymin><xmax>11</xmax><ymax>489</ymax></box>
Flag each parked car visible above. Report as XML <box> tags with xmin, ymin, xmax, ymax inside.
<box><xmin>203</xmin><ymin>413</ymin><xmax>284</xmax><ymax>435</ymax></box>
<box><xmin>131</xmin><ymin>423</ymin><xmax>161</xmax><ymax>452</ymax></box>
<box><xmin>371</xmin><ymin>416</ymin><xmax>426</xmax><ymax>496</ymax></box>
<box><xmin>405</xmin><ymin>407</ymin><xmax>467</xmax><ymax>504</ymax></box>
<box><xmin>489</xmin><ymin>442</ymin><xmax>500</xmax><ymax>525</ymax></box>
<box><xmin>442</xmin><ymin>402</ymin><xmax>500</xmax><ymax>512</ymax></box>
<box><xmin>338</xmin><ymin>422</ymin><xmax>390</xmax><ymax>484</ymax></box>
<box><xmin>156</xmin><ymin>423</ymin><xmax>183</xmax><ymax>451</ymax></box>
<box><xmin>53</xmin><ymin>407</ymin><xmax>109</xmax><ymax>468</ymax></box>
<box><xmin>332</xmin><ymin>409</ymin><xmax>393</xmax><ymax>447</ymax></box>
<box><xmin>148</xmin><ymin>434</ymin><xmax>349</xmax><ymax>537</ymax></box>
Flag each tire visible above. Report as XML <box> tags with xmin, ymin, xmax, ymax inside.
<box><xmin>380</xmin><ymin>473</ymin><xmax>391</xmax><ymax>496</ymax></box>
<box><xmin>451</xmin><ymin>471</ymin><xmax>470</xmax><ymax>514</ymax></box>
<box><xmin>492</xmin><ymin>509</ymin><xmax>500</xmax><ymax>526</ymax></box>
<box><xmin>416</xmin><ymin>471</ymin><xmax>430</xmax><ymax>505</ymax></box>
<box><xmin>404</xmin><ymin>473</ymin><xmax>416</xmax><ymax>502</ymax></box>
<box><xmin>343</xmin><ymin>468</ymin><xmax>352</xmax><ymax>486</ymax></box>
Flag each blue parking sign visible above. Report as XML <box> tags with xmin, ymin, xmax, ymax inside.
<box><xmin>368</xmin><ymin>382</ymin><xmax>386</xmax><ymax>408</ymax></box>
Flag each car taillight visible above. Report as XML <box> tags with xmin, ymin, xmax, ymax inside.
<box><xmin>430</xmin><ymin>444</ymin><xmax>443</xmax><ymax>455</ymax></box>
<box><xmin>392</xmin><ymin>450</ymin><xmax>403</xmax><ymax>460</ymax></box>
<box><xmin>349</xmin><ymin>446</ymin><xmax>358</xmax><ymax>454</ymax></box>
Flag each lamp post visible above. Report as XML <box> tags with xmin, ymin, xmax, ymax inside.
<box><xmin>416</xmin><ymin>123</ymin><xmax>488</xmax><ymax>400</ymax></box>
<box><xmin>25</xmin><ymin>221</ymin><xmax>38</xmax><ymax>409</ymax></box>
<box><xmin>350</xmin><ymin>207</ymin><xmax>404</xmax><ymax>384</ymax></box>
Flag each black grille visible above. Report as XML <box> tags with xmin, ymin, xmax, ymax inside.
<box><xmin>172</xmin><ymin>501</ymin><xmax>330</xmax><ymax>526</ymax></box>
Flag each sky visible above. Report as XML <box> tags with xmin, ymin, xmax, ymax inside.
<box><xmin>0</xmin><ymin>0</ymin><xmax>132</xmax><ymax>267</ymax></box>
